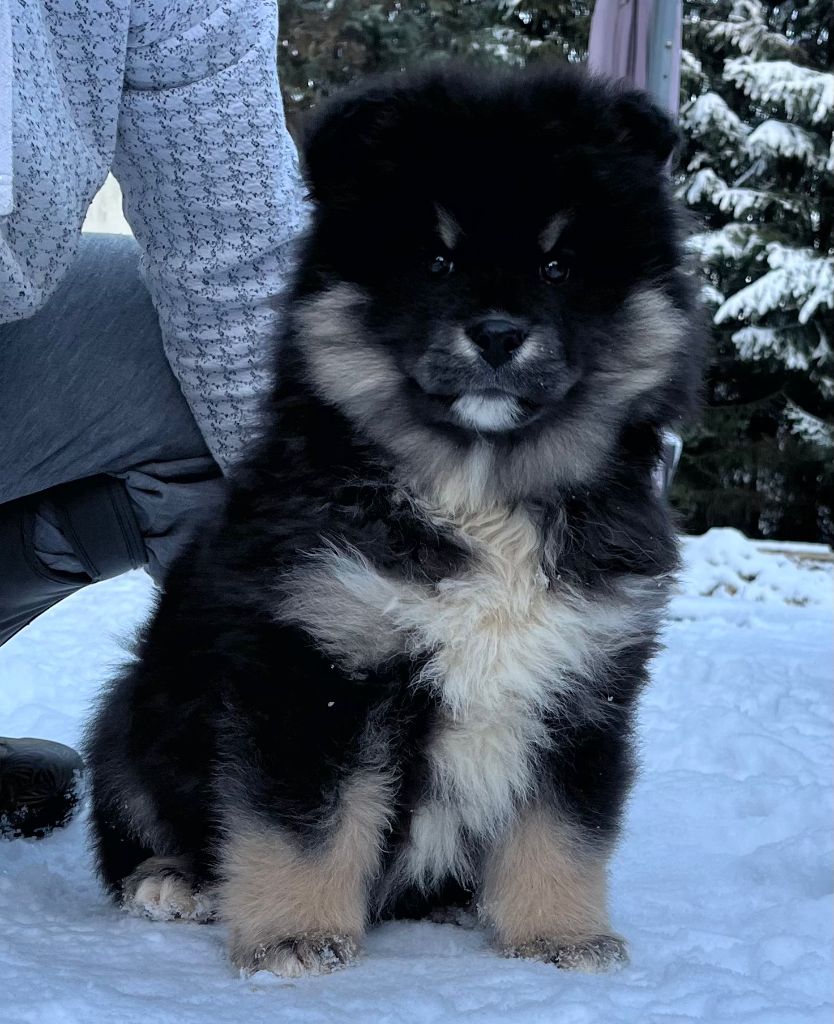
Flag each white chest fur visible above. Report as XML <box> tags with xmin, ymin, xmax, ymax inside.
<box><xmin>278</xmin><ymin>503</ymin><xmax>658</xmax><ymax>887</ymax></box>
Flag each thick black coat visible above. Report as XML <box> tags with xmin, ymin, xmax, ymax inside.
<box><xmin>86</xmin><ymin>65</ymin><xmax>704</xmax><ymax>927</ymax></box>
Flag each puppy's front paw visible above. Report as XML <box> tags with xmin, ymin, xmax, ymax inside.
<box><xmin>231</xmin><ymin>933</ymin><xmax>360</xmax><ymax>978</ymax></box>
<box><xmin>503</xmin><ymin>934</ymin><xmax>628</xmax><ymax>972</ymax></box>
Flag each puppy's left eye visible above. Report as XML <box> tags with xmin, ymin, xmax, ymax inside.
<box><xmin>540</xmin><ymin>257</ymin><xmax>570</xmax><ymax>283</ymax></box>
<box><xmin>430</xmin><ymin>255</ymin><xmax>454</xmax><ymax>277</ymax></box>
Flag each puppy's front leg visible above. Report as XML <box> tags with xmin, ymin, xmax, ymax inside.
<box><xmin>219</xmin><ymin>770</ymin><xmax>393</xmax><ymax>977</ymax></box>
<box><xmin>480</xmin><ymin>804</ymin><xmax>627</xmax><ymax>972</ymax></box>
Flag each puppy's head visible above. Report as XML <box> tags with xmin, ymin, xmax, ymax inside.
<box><xmin>289</xmin><ymin>66</ymin><xmax>703</xmax><ymax>506</ymax></box>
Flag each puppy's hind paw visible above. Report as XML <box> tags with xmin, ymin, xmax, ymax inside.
<box><xmin>232</xmin><ymin>933</ymin><xmax>360</xmax><ymax>978</ymax></box>
<box><xmin>121</xmin><ymin>856</ymin><xmax>215</xmax><ymax>923</ymax></box>
<box><xmin>503</xmin><ymin>934</ymin><xmax>628</xmax><ymax>972</ymax></box>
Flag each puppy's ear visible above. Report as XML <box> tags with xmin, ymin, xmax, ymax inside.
<box><xmin>302</xmin><ymin>85</ymin><xmax>405</xmax><ymax>209</ymax></box>
<box><xmin>612</xmin><ymin>89</ymin><xmax>680</xmax><ymax>165</ymax></box>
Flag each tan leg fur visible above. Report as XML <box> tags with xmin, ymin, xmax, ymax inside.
<box><xmin>219</xmin><ymin>771</ymin><xmax>393</xmax><ymax>977</ymax></box>
<box><xmin>479</xmin><ymin>805</ymin><xmax>628</xmax><ymax>972</ymax></box>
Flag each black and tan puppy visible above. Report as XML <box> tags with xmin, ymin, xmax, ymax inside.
<box><xmin>86</xmin><ymin>65</ymin><xmax>705</xmax><ymax>977</ymax></box>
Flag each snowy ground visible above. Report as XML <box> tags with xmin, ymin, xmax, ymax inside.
<box><xmin>1</xmin><ymin>529</ymin><xmax>831</xmax><ymax>1024</ymax></box>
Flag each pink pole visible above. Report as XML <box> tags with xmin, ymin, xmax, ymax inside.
<box><xmin>588</xmin><ymin>0</ymin><xmax>682</xmax><ymax>115</ymax></box>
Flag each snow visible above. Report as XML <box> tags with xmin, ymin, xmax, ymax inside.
<box><xmin>682</xmin><ymin>167</ymin><xmax>798</xmax><ymax>219</ymax></box>
<box><xmin>479</xmin><ymin>28</ymin><xmax>528</xmax><ymax>67</ymax></box>
<box><xmin>783</xmin><ymin>403</ymin><xmax>834</xmax><ymax>450</ymax></box>
<box><xmin>1</xmin><ymin>531</ymin><xmax>832</xmax><ymax>1024</ymax></box>
<box><xmin>678</xmin><ymin>527</ymin><xmax>832</xmax><ymax>605</ymax></box>
<box><xmin>680</xmin><ymin>92</ymin><xmax>749</xmax><ymax>144</ymax></box>
<box><xmin>723</xmin><ymin>58</ymin><xmax>834</xmax><ymax>126</ymax></box>
<box><xmin>699</xmin><ymin>281</ymin><xmax>725</xmax><ymax>307</ymax></box>
<box><xmin>685</xmin><ymin>223</ymin><xmax>765</xmax><ymax>263</ymax></box>
<box><xmin>744</xmin><ymin>119</ymin><xmax>826</xmax><ymax>170</ymax></box>
<box><xmin>82</xmin><ymin>175</ymin><xmax>131</xmax><ymax>236</ymax></box>
<box><xmin>730</xmin><ymin>325</ymin><xmax>810</xmax><ymax>372</ymax></box>
<box><xmin>715</xmin><ymin>244</ymin><xmax>834</xmax><ymax>326</ymax></box>
<box><xmin>681</xmin><ymin>49</ymin><xmax>707</xmax><ymax>95</ymax></box>
<box><xmin>704</xmin><ymin>1</ymin><xmax>794</xmax><ymax>60</ymax></box>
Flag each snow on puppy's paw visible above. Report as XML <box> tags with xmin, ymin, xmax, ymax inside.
<box><xmin>121</xmin><ymin>856</ymin><xmax>215</xmax><ymax>923</ymax></box>
<box><xmin>231</xmin><ymin>933</ymin><xmax>360</xmax><ymax>978</ymax></box>
<box><xmin>503</xmin><ymin>934</ymin><xmax>629</xmax><ymax>972</ymax></box>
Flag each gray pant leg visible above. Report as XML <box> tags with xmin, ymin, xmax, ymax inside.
<box><xmin>34</xmin><ymin>457</ymin><xmax>219</xmax><ymax>582</ymax></box>
<box><xmin>0</xmin><ymin>233</ymin><xmax>225</xmax><ymax>582</ymax></box>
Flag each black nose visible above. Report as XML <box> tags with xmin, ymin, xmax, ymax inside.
<box><xmin>466</xmin><ymin>317</ymin><xmax>527</xmax><ymax>369</ymax></box>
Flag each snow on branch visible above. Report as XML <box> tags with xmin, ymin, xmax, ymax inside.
<box><xmin>700</xmin><ymin>282</ymin><xmax>726</xmax><ymax>307</ymax></box>
<box><xmin>744</xmin><ymin>119</ymin><xmax>828</xmax><ymax>170</ymax></box>
<box><xmin>784</xmin><ymin>402</ymin><xmax>834</xmax><ymax>449</ymax></box>
<box><xmin>686</xmin><ymin>223</ymin><xmax>766</xmax><ymax>263</ymax></box>
<box><xmin>731</xmin><ymin>325</ymin><xmax>809</xmax><ymax>370</ymax></box>
<box><xmin>724</xmin><ymin>58</ymin><xmax>834</xmax><ymax>125</ymax></box>
<box><xmin>683</xmin><ymin>167</ymin><xmax>799</xmax><ymax>218</ymax></box>
<box><xmin>703</xmin><ymin>1</ymin><xmax>794</xmax><ymax>61</ymax></box>
<box><xmin>680</xmin><ymin>92</ymin><xmax>749</xmax><ymax>144</ymax></box>
<box><xmin>715</xmin><ymin>245</ymin><xmax>834</xmax><ymax>326</ymax></box>
<box><xmin>681</xmin><ymin>49</ymin><xmax>708</xmax><ymax>95</ymax></box>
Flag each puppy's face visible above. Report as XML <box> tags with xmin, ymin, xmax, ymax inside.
<box><xmin>292</xmin><ymin>69</ymin><xmax>701</xmax><ymax>500</ymax></box>
<box><xmin>377</xmin><ymin>189</ymin><xmax>670</xmax><ymax>438</ymax></box>
<box><xmin>359</xmin><ymin>196</ymin><xmax>593</xmax><ymax>437</ymax></box>
<box><xmin>406</xmin><ymin>204</ymin><xmax>579</xmax><ymax>434</ymax></box>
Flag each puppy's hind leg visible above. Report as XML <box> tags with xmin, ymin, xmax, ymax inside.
<box><xmin>219</xmin><ymin>770</ymin><xmax>394</xmax><ymax>978</ymax></box>
<box><xmin>85</xmin><ymin>663</ymin><xmax>217</xmax><ymax>915</ymax></box>
<box><xmin>89</xmin><ymin>776</ymin><xmax>216</xmax><ymax>921</ymax></box>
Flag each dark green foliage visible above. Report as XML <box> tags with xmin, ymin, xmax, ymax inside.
<box><xmin>673</xmin><ymin>0</ymin><xmax>833</xmax><ymax>542</ymax></box>
<box><xmin>278</xmin><ymin>1</ymin><xmax>590</xmax><ymax>130</ymax></box>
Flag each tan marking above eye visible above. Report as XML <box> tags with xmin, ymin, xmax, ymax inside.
<box><xmin>435</xmin><ymin>203</ymin><xmax>462</xmax><ymax>249</ymax></box>
<box><xmin>538</xmin><ymin>211</ymin><xmax>572</xmax><ymax>253</ymax></box>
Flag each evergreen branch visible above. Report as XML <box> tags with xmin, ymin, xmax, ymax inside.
<box><xmin>724</xmin><ymin>58</ymin><xmax>834</xmax><ymax>125</ymax></box>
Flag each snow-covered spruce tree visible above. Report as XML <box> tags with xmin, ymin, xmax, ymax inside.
<box><xmin>675</xmin><ymin>0</ymin><xmax>834</xmax><ymax>542</ymax></box>
<box><xmin>278</xmin><ymin>1</ymin><xmax>589</xmax><ymax>127</ymax></box>
<box><xmin>278</xmin><ymin>1</ymin><xmax>517</xmax><ymax>125</ymax></box>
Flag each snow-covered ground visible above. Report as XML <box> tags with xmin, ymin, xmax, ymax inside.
<box><xmin>1</xmin><ymin>529</ymin><xmax>831</xmax><ymax>1024</ymax></box>
<box><xmin>82</xmin><ymin>175</ymin><xmax>131</xmax><ymax>236</ymax></box>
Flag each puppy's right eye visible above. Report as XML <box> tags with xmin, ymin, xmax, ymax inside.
<box><xmin>429</xmin><ymin>255</ymin><xmax>454</xmax><ymax>277</ymax></box>
<box><xmin>540</xmin><ymin>257</ymin><xmax>570</xmax><ymax>283</ymax></box>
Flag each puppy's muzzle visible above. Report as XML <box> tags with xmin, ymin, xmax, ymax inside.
<box><xmin>466</xmin><ymin>317</ymin><xmax>528</xmax><ymax>369</ymax></box>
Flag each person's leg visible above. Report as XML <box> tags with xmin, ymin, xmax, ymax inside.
<box><xmin>0</xmin><ymin>233</ymin><xmax>226</xmax><ymax>836</ymax></box>
<box><xmin>0</xmin><ymin>232</ymin><xmax>226</xmax><ymax>646</ymax></box>
<box><xmin>0</xmin><ymin>232</ymin><xmax>223</xmax><ymax>502</ymax></box>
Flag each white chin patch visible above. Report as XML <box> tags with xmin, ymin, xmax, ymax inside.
<box><xmin>452</xmin><ymin>393</ymin><xmax>522</xmax><ymax>432</ymax></box>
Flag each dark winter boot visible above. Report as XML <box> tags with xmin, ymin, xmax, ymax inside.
<box><xmin>0</xmin><ymin>737</ymin><xmax>84</xmax><ymax>838</ymax></box>
<box><xmin>0</xmin><ymin>474</ymin><xmax>148</xmax><ymax>647</ymax></box>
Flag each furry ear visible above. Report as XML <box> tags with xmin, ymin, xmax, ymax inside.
<box><xmin>612</xmin><ymin>89</ymin><xmax>680</xmax><ymax>164</ymax></box>
<box><xmin>301</xmin><ymin>83</ymin><xmax>407</xmax><ymax>209</ymax></box>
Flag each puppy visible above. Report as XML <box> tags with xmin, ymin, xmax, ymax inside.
<box><xmin>85</xmin><ymin>65</ymin><xmax>705</xmax><ymax>977</ymax></box>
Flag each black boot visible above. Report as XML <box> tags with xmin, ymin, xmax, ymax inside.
<box><xmin>0</xmin><ymin>476</ymin><xmax>148</xmax><ymax>837</ymax></box>
<box><xmin>0</xmin><ymin>474</ymin><xmax>148</xmax><ymax>647</ymax></box>
<box><xmin>0</xmin><ymin>737</ymin><xmax>85</xmax><ymax>838</ymax></box>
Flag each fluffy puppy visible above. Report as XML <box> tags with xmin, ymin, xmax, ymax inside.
<box><xmin>85</xmin><ymin>65</ymin><xmax>706</xmax><ymax>978</ymax></box>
